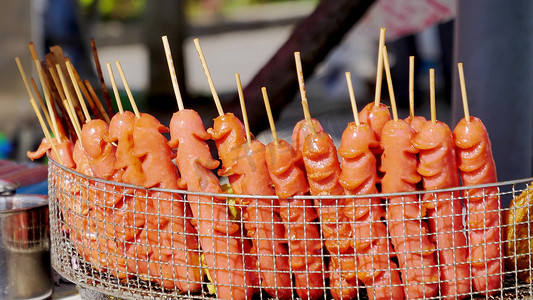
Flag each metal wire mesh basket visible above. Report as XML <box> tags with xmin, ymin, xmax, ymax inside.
<box><xmin>48</xmin><ymin>158</ymin><xmax>533</xmax><ymax>299</ymax></box>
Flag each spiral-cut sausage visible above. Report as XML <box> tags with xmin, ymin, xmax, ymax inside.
<box><xmin>265</xmin><ymin>139</ymin><xmax>325</xmax><ymax>300</ymax></box>
<box><xmin>380</xmin><ymin>119</ymin><xmax>438</xmax><ymax>299</ymax></box>
<box><xmin>207</xmin><ymin>113</ymin><xmax>248</xmax><ymax>194</ymax></box>
<box><xmin>302</xmin><ymin>131</ymin><xmax>357</xmax><ymax>300</ymax></box>
<box><xmin>27</xmin><ymin>137</ymin><xmax>76</xmax><ymax>168</ymax></box>
<box><xmin>169</xmin><ymin>109</ymin><xmax>254</xmax><ymax>300</ymax></box>
<box><xmin>131</xmin><ymin>113</ymin><xmax>203</xmax><ymax>291</ymax></box>
<box><xmin>105</xmin><ymin>111</ymin><xmax>144</xmax><ymax>186</ymax></box>
<box><xmin>358</xmin><ymin>103</ymin><xmax>391</xmax><ymax>141</ymax></box>
<box><xmin>453</xmin><ymin>116</ymin><xmax>503</xmax><ymax>295</ymax></box>
<box><xmin>338</xmin><ymin>122</ymin><xmax>404</xmax><ymax>300</ymax></box>
<box><xmin>234</xmin><ymin>140</ymin><xmax>292</xmax><ymax>299</ymax></box>
<box><xmin>413</xmin><ymin>120</ymin><xmax>471</xmax><ymax>298</ymax></box>
<box><xmin>405</xmin><ymin>115</ymin><xmax>427</xmax><ymax>134</ymax></box>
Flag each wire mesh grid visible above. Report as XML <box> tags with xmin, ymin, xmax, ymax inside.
<box><xmin>47</xmin><ymin>159</ymin><xmax>533</xmax><ymax>299</ymax></box>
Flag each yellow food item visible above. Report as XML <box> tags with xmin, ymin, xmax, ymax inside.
<box><xmin>504</xmin><ymin>182</ymin><xmax>533</xmax><ymax>282</ymax></box>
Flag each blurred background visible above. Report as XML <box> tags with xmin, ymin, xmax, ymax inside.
<box><xmin>1</xmin><ymin>0</ymin><xmax>532</xmax><ymax>183</ymax></box>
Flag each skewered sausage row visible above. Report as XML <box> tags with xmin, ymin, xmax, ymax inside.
<box><xmin>338</xmin><ymin>122</ymin><xmax>404</xmax><ymax>300</ymax></box>
<box><xmin>26</xmin><ymin>41</ymin><xmax>507</xmax><ymax>300</ymax></box>
<box><xmin>40</xmin><ymin>103</ymin><xmax>506</xmax><ymax>299</ymax></box>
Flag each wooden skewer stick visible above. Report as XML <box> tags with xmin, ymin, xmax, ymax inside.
<box><xmin>345</xmin><ymin>72</ymin><xmax>360</xmax><ymax>126</ymax></box>
<box><xmin>28</xmin><ymin>42</ymin><xmax>40</xmax><ymax>66</ymax></box>
<box><xmin>15</xmin><ymin>57</ymin><xmax>38</xmax><ymax>101</ymax></box>
<box><xmin>57</xmin><ymin>65</ymin><xmax>89</xmax><ymax>133</ymax></box>
<box><xmin>162</xmin><ymin>35</ymin><xmax>184</xmax><ymax>111</ymax></box>
<box><xmin>65</xmin><ymin>62</ymin><xmax>91</xmax><ymax>122</ymax></box>
<box><xmin>457</xmin><ymin>62</ymin><xmax>470</xmax><ymax>122</ymax></box>
<box><xmin>409</xmin><ymin>56</ymin><xmax>415</xmax><ymax>119</ymax></box>
<box><xmin>115</xmin><ymin>61</ymin><xmax>140</xmax><ymax>118</ymax></box>
<box><xmin>30</xmin><ymin>77</ymin><xmax>53</xmax><ymax>130</ymax></box>
<box><xmin>236</xmin><ymin>74</ymin><xmax>251</xmax><ymax>144</ymax></box>
<box><xmin>261</xmin><ymin>87</ymin><xmax>278</xmax><ymax>145</ymax></box>
<box><xmin>294</xmin><ymin>52</ymin><xmax>308</xmax><ymax>104</ymax></box>
<box><xmin>66</xmin><ymin>58</ymin><xmax>102</xmax><ymax>121</ymax></box>
<box><xmin>429</xmin><ymin>68</ymin><xmax>436</xmax><ymax>123</ymax></box>
<box><xmin>106</xmin><ymin>63</ymin><xmax>124</xmax><ymax>114</ymax></box>
<box><xmin>15</xmin><ymin>57</ymin><xmax>53</xmax><ymax>129</ymax></box>
<box><xmin>35</xmin><ymin>60</ymin><xmax>61</xmax><ymax>142</ymax></box>
<box><xmin>193</xmin><ymin>38</ymin><xmax>224</xmax><ymax>116</ymax></box>
<box><xmin>90</xmin><ymin>38</ymin><xmax>114</xmax><ymax>116</ymax></box>
<box><xmin>48</xmin><ymin>66</ymin><xmax>67</xmax><ymax>102</ymax></box>
<box><xmin>382</xmin><ymin>46</ymin><xmax>398</xmax><ymax>122</ymax></box>
<box><xmin>294</xmin><ymin>51</ymin><xmax>316</xmax><ymax>135</ymax></box>
<box><xmin>62</xmin><ymin>99</ymin><xmax>82</xmax><ymax>140</ymax></box>
<box><xmin>374</xmin><ymin>27</ymin><xmax>386</xmax><ymax>106</ymax></box>
<box><xmin>301</xmin><ymin>100</ymin><xmax>316</xmax><ymax>136</ymax></box>
<box><xmin>85</xmin><ymin>80</ymin><xmax>110</xmax><ymax>122</ymax></box>
<box><xmin>29</xmin><ymin>98</ymin><xmax>63</xmax><ymax>165</ymax></box>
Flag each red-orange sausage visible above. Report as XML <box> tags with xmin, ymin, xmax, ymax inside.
<box><xmin>453</xmin><ymin>116</ymin><xmax>503</xmax><ymax>295</ymax></box>
<box><xmin>169</xmin><ymin>109</ymin><xmax>255</xmax><ymax>300</ymax></box>
<box><xmin>132</xmin><ymin>113</ymin><xmax>203</xmax><ymax>292</ymax></box>
<box><xmin>380</xmin><ymin>119</ymin><xmax>438</xmax><ymax>299</ymax></box>
<box><xmin>412</xmin><ymin>120</ymin><xmax>471</xmax><ymax>298</ymax></box>
<box><xmin>292</xmin><ymin>118</ymin><xmax>324</xmax><ymax>159</ymax></box>
<box><xmin>27</xmin><ymin>137</ymin><xmax>76</xmax><ymax>168</ymax></box>
<box><xmin>265</xmin><ymin>139</ymin><xmax>325</xmax><ymax>300</ymax></box>
<box><xmin>207</xmin><ymin>113</ymin><xmax>248</xmax><ymax>194</ymax></box>
<box><xmin>338</xmin><ymin>122</ymin><xmax>404</xmax><ymax>300</ymax></box>
<box><xmin>358</xmin><ymin>103</ymin><xmax>391</xmax><ymax>141</ymax></box>
<box><xmin>234</xmin><ymin>140</ymin><xmax>292</xmax><ymax>299</ymax></box>
<box><xmin>405</xmin><ymin>115</ymin><xmax>427</xmax><ymax>134</ymax></box>
<box><xmin>301</xmin><ymin>130</ymin><xmax>357</xmax><ymax>300</ymax></box>
<box><xmin>105</xmin><ymin>111</ymin><xmax>144</xmax><ymax>186</ymax></box>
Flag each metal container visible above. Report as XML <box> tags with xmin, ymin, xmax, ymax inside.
<box><xmin>0</xmin><ymin>195</ymin><xmax>52</xmax><ymax>300</ymax></box>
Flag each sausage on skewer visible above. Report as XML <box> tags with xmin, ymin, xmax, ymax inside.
<box><xmin>380</xmin><ymin>119</ymin><xmax>439</xmax><ymax>299</ymax></box>
<box><xmin>169</xmin><ymin>109</ymin><xmax>254</xmax><ymax>300</ymax></box>
<box><xmin>413</xmin><ymin>120</ymin><xmax>471</xmax><ymax>298</ymax></box>
<box><xmin>234</xmin><ymin>139</ymin><xmax>292</xmax><ymax>299</ymax></box>
<box><xmin>265</xmin><ymin>138</ymin><xmax>325</xmax><ymax>300</ymax></box>
<box><xmin>302</xmin><ymin>129</ymin><xmax>357</xmax><ymax>300</ymax></box>
<box><xmin>338</xmin><ymin>122</ymin><xmax>404</xmax><ymax>300</ymax></box>
<box><xmin>453</xmin><ymin>116</ymin><xmax>503</xmax><ymax>295</ymax></box>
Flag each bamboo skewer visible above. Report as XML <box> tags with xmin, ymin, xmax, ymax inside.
<box><xmin>345</xmin><ymin>72</ymin><xmax>360</xmax><ymax>126</ymax></box>
<box><xmin>35</xmin><ymin>60</ymin><xmax>61</xmax><ymax>143</ymax></box>
<box><xmin>64</xmin><ymin>63</ymin><xmax>92</xmax><ymax>122</ymax></box>
<box><xmin>28</xmin><ymin>98</ymin><xmax>63</xmax><ymax>165</ymax></box>
<box><xmin>62</xmin><ymin>99</ymin><xmax>82</xmax><ymax>140</ymax></box>
<box><xmin>48</xmin><ymin>66</ymin><xmax>67</xmax><ymax>103</ymax></box>
<box><xmin>261</xmin><ymin>87</ymin><xmax>278</xmax><ymax>145</ymax></box>
<box><xmin>115</xmin><ymin>61</ymin><xmax>140</xmax><ymax>118</ymax></box>
<box><xmin>193</xmin><ymin>38</ymin><xmax>224</xmax><ymax>116</ymax></box>
<box><xmin>162</xmin><ymin>36</ymin><xmax>184</xmax><ymax>111</ymax></box>
<box><xmin>236</xmin><ymin>74</ymin><xmax>251</xmax><ymax>145</ymax></box>
<box><xmin>30</xmin><ymin>77</ymin><xmax>53</xmax><ymax>130</ymax></box>
<box><xmin>301</xmin><ymin>100</ymin><xmax>316</xmax><ymax>136</ymax></box>
<box><xmin>382</xmin><ymin>46</ymin><xmax>398</xmax><ymax>122</ymax></box>
<box><xmin>294</xmin><ymin>51</ymin><xmax>316</xmax><ymax>135</ymax></box>
<box><xmin>28</xmin><ymin>42</ymin><xmax>40</xmax><ymax>66</ymax></box>
<box><xmin>90</xmin><ymin>38</ymin><xmax>114</xmax><ymax>116</ymax></box>
<box><xmin>85</xmin><ymin>80</ymin><xmax>110</xmax><ymax>122</ymax></box>
<box><xmin>429</xmin><ymin>68</ymin><xmax>436</xmax><ymax>124</ymax></box>
<box><xmin>15</xmin><ymin>57</ymin><xmax>53</xmax><ymax>130</ymax></box>
<box><xmin>374</xmin><ymin>27</ymin><xmax>386</xmax><ymax>106</ymax></box>
<box><xmin>409</xmin><ymin>56</ymin><xmax>415</xmax><ymax>119</ymax></box>
<box><xmin>67</xmin><ymin>58</ymin><xmax>102</xmax><ymax>121</ymax></box>
<box><xmin>106</xmin><ymin>63</ymin><xmax>124</xmax><ymax>114</ymax></box>
<box><xmin>457</xmin><ymin>62</ymin><xmax>470</xmax><ymax>122</ymax></box>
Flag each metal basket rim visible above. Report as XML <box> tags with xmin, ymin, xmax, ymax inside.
<box><xmin>48</xmin><ymin>156</ymin><xmax>533</xmax><ymax>201</ymax></box>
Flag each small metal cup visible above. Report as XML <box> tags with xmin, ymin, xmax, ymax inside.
<box><xmin>0</xmin><ymin>195</ymin><xmax>52</xmax><ymax>300</ymax></box>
